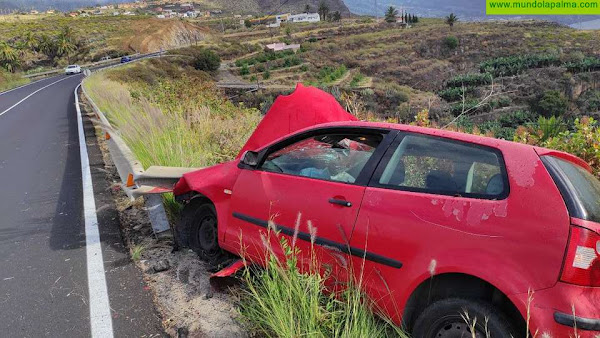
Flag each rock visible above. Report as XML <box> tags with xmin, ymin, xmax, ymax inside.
<box><xmin>176</xmin><ymin>327</ymin><xmax>189</xmax><ymax>338</ymax></box>
<box><xmin>153</xmin><ymin>259</ymin><xmax>170</xmax><ymax>273</ymax></box>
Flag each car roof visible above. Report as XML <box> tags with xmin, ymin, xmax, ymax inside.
<box><xmin>300</xmin><ymin>121</ymin><xmax>592</xmax><ymax>172</ymax></box>
<box><xmin>67</xmin><ymin>65</ymin><xmax>78</xmax><ymax>67</ymax></box>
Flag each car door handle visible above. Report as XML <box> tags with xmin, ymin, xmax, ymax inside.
<box><xmin>329</xmin><ymin>198</ymin><xmax>352</xmax><ymax>207</ymax></box>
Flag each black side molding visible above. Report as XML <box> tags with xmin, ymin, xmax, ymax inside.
<box><xmin>554</xmin><ymin>312</ymin><xmax>600</xmax><ymax>331</ymax></box>
<box><xmin>233</xmin><ymin>212</ymin><xmax>403</xmax><ymax>269</ymax></box>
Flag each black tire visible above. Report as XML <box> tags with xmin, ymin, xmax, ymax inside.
<box><xmin>176</xmin><ymin>200</ymin><xmax>222</xmax><ymax>263</ymax></box>
<box><xmin>412</xmin><ymin>298</ymin><xmax>516</xmax><ymax>338</ymax></box>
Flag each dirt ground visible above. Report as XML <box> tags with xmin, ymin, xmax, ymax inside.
<box><xmin>85</xmin><ymin>97</ymin><xmax>246</xmax><ymax>338</ymax></box>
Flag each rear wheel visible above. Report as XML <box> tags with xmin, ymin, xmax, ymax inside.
<box><xmin>412</xmin><ymin>298</ymin><xmax>516</xmax><ymax>338</ymax></box>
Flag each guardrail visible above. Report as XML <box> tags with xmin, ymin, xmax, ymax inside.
<box><xmin>80</xmin><ymin>57</ymin><xmax>199</xmax><ymax>234</ymax></box>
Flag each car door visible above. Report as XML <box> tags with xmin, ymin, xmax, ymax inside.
<box><xmin>348</xmin><ymin>132</ymin><xmax>510</xmax><ymax>322</ymax></box>
<box><xmin>225</xmin><ymin>127</ymin><xmax>395</xmax><ymax>279</ymax></box>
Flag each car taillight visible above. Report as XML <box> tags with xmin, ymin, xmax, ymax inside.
<box><xmin>561</xmin><ymin>226</ymin><xmax>600</xmax><ymax>287</ymax></box>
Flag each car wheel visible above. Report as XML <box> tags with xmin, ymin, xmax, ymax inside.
<box><xmin>177</xmin><ymin>201</ymin><xmax>222</xmax><ymax>263</ymax></box>
<box><xmin>412</xmin><ymin>298</ymin><xmax>516</xmax><ymax>338</ymax></box>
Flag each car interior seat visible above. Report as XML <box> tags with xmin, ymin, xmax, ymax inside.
<box><xmin>426</xmin><ymin>170</ymin><xmax>458</xmax><ymax>192</ymax></box>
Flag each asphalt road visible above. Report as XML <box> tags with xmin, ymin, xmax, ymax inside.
<box><xmin>0</xmin><ymin>73</ymin><xmax>164</xmax><ymax>337</ymax></box>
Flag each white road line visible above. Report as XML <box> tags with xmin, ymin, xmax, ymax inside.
<box><xmin>0</xmin><ymin>76</ymin><xmax>74</xmax><ymax>117</ymax></box>
<box><xmin>74</xmin><ymin>84</ymin><xmax>114</xmax><ymax>338</ymax></box>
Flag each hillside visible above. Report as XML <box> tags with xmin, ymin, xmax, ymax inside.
<box><xmin>0</xmin><ymin>0</ymin><xmax>350</xmax><ymax>15</ymax></box>
<box><xmin>343</xmin><ymin>0</ymin><xmax>600</xmax><ymax>25</ymax></box>
<box><xmin>0</xmin><ymin>14</ymin><xmax>210</xmax><ymax>70</ymax></box>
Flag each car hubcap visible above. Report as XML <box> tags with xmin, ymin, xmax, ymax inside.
<box><xmin>197</xmin><ymin>215</ymin><xmax>217</xmax><ymax>251</ymax></box>
<box><xmin>433</xmin><ymin>320</ymin><xmax>485</xmax><ymax>338</ymax></box>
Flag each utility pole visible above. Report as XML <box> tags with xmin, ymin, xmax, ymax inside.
<box><xmin>374</xmin><ymin>0</ymin><xmax>378</xmax><ymax>20</ymax></box>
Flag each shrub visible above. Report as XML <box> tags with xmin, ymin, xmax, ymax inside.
<box><xmin>577</xmin><ymin>89</ymin><xmax>600</xmax><ymax>112</ymax></box>
<box><xmin>438</xmin><ymin>87</ymin><xmax>473</xmax><ymax>102</ymax></box>
<box><xmin>533</xmin><ymin>90</ymin><xmax>568</xmax><ymax>117</ymax></box>
<box><xmin>263</xmin><ymin>69</ymin><xmax>271</xmax><ymax>80</ymax></box>
<box><xmin>238</xmin><ymin>233</ymin><xmax>408</xmax><ymax>337</ymax></box>
<box><xmin>445</xmin><ymin>73</ymin><xmax>493</xmax><ymax>88</ymax></box>
<box><xmin>240</xmin><ymin>63</ymin><xmax>250</xmax><ymax>75</ymax></box>
<box><xmin>192</xmin><ymin>49</ymin><xmax>221</xmax><ymax>72</ymax></box>
<box><xmin>479</xmin><ymin>54</ymin><xmax>560</xmax><ymax>77</ymax></box>
<box><xmin>442</xmin><ymin>36</ymin><xmax>458</xmax><ymax>50</ymax></box>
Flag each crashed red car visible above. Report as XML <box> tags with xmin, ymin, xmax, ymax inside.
<box><xmin>173</xmin><ymin>84</ymin><xmax>600</xmax><ymax>337</ymax></box>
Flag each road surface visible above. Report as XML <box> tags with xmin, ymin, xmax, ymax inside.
<box><xmin>0</xmin><ymin>73</ymin><xmax>164</xmax><ymax>337</ymax></box>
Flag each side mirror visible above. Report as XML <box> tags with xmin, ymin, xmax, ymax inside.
<box><xmin>240</xmin><ymin>151</ymin><xmax>259</xmax><ymax>167</ymax></box>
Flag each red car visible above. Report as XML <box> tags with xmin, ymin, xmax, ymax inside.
<box><xmin>173</xmin><ymin>85</ymin><xmax>600</xmax><ymax>337</ymax></box>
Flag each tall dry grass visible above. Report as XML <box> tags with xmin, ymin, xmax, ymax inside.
<box><xmin>238</xmin><ymin>217</ymin><xmax>409</xmax><ymax>338</ymax></box>
<box><xmin>82</xmin><ymin>61</ymin><xmax>261</xmax><ymax>169</ymax></box>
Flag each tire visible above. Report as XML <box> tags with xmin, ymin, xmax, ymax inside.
<box><xmin>412</xmin><ymin>298</ymin><xmax>516</xmax><ymax>338</ymax></box>
<box><xmin>176</xmin><ymin>200</ymin><xmax>222</xmax><ymax>263</ymax></box>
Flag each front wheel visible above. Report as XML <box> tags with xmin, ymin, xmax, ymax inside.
<box><xmin>412</xmin><ymin>298</ymin><xmax>516</xmax><ymax>338</ymax></box>
<box><xmin>177</xmin><ymin>201</ymin><xmax>222</xmax><ymax>263</ymax></box>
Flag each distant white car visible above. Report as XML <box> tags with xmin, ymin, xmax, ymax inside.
<box><xmin>65</xmin><ymin>65</ymin><xmax>82</xmax><ymax>75</ymax></box>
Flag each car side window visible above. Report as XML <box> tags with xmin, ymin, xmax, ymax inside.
<box><xmin>260</xmin><ymin>133</ymin><xmax>383</xmax><ymax>183</ymax></box>
<box><xmin>376</xmin><ymin>134</ymin><xmax>507</xmax><ymax>198</ymax></box>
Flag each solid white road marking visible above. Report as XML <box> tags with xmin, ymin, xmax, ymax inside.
<box><xmin>74</xmin><ymin>84</ymin><xmax>114</xmax><ymax>338</ymax></box>
<box><xmin>0</xmin><ymin>76</ymin><xmax>74</xmax><ymax>117</ymax></box>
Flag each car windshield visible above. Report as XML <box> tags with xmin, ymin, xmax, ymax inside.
<box><xmin>67</xmin><ymin>65</ymin><xmax>77</xmax><ymax>68</ymax></box>
<box><xmin>544</xmin><ymin>156</ymin><xmax>600</xmax><ymax>223</ymax></box>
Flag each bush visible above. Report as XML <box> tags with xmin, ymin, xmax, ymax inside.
<box><xmin>445</xmin><ymin>73</ymin><xmax>493</xmax><ymax>88</ymax></box>
<box><xmin>442</xmin><ymin>36</ymin><xmax>459</xmax><ymax>50</ymax></box>
<box><xmin>263</xmin><ymin>69</ymin><xmax>271</xmax><ymax>80</ymax></box>
<box><xmin>479</xmin><ymin>54</ymin><xmax>560</xmax><ymax>77</ymax></box>
<box><xmin>577</xmin><ymin>89</ymin><xmax>600</xmax><ymax>112</ymax></box>
<box><xmin>192</xmin><ymin>49</ymin><xmax>221</xmax><ymax>72</ymax></box>
<box><xmin>533</xmin><ymin>90</ymin><xmax>568</xmax><ymax>117</ymax></box>
<box><xmin>238</xmin><ymin>235</ymin><xmax>407</xmax><ymax>337</ymax></box>
<box><xmin>240</xmin><ymin>64</ymin><xmax>250</xmax><ymax>75</ymax></box>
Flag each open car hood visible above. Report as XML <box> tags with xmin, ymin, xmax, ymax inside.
<box><xmin>237</xmin><ymin>83</ymin><xmax>358</xmax><ymax>158</ymax></box>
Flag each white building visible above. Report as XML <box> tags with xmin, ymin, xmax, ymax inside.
<box><xmin>288</xmin><ymin>13</ymin><xmax>320</xmax><ymax>23</ymax></box>
<box><xmin>266</xmin><ymin>42</ymin><xmax>301</xmax><ymax>52</ymax></box>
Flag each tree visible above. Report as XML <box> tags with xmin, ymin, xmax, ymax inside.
<box><xmin>446</xmin><ymin>13</ymin><xmax>458</xmax><ymax>27</ymax></box>
<box><xmin>285</xmin><ymin>26</ymin><xmax>292</xmax><ymax>38</ymax></box>
<box><xmin>318</xmin><ymin>1</ymin><xmax>329</xmax><ymax>21</ymax></box>
<box><xmin>244</xmin><ymin>19</ymin><xmax>252</xmax><ymax>28</ymax></box>
<box><xmin>22</xmin><ymin>31</ymin><xmax>38</xmax><ymax>52</ymax></box>
<box><xmin>413</xmin><ymin>14</ymin><xmax>419</xmax><ymax>23</ymax></box>
<box><xmin>304</xmin><ymin>4</ymin><xmax>311</xmax><ymax>13</ymax></box>
<box><xmin>0</xmin><ymin>41</ymin><xmax>19</xmax><ymax>72</ymax></box>
<box><xmin>384</xmin><ymin>6</ymin><xmax>398</xmax><ymax>23</ymax></box>
<box><xmin>193</xmin><ymin>48</ymin><xmax>221</xmax><ymax>72</ymax></box>
<box><xmin>331</xmin><ymin>11</ymin><xmax>341</xmax><ymax>22</ymax></box>
<box><xmin>55</xmin><ymin>35</ymin><xmax>76</xmax><ymax>62</ymax></box>
<box><xmin>37</xmin><ymin>34</ymin><xmax>56</xmax><ymax>58</ymax></box>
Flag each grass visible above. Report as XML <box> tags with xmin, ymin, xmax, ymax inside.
<box><xmin>131</xmin><ymin>244</ymin><xmax>146</xmax><ymax>261</ymax></box>
<box><xmin>83</xmin><ymin>58</ymin><xmax>261</xmax><ymax>168</ymax></box>
<box><xmin>0</xmin><ymin>70</ymin><xmax>30</xmax><ymax>92</ymax></box>
<box><xmin>238</xmin><ymin>225</ymin><xmax>408</xmax><ymax>338</ymax></box>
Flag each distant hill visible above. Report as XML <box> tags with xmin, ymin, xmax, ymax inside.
<box><xmin>343</xmin><ymin>0</ymin><xmax>600</xmax><ymax>26</ymax></box>
<box><xmin>0</xmin><ymin>0</ymin><xmax>350</xmax><ymax>15</ymax></box>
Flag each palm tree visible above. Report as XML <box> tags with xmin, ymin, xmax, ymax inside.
<box><xmin>60</xmin><ymin>26</ymin><xmax>74</xmax><ymax>42</ymax></box>
<box><xmin>56</xmin><ymin>35</ymin><xmax>76</xmax><ymax>63</ymax></box>
<box><xmin>0</xmin><ymin>41</ymin><xmax>19</xmax><ymax>72</ymax></box>
<box><xmin>446</xmin><ymin>13</ymin><xmax>458</xmax><ymax>27</ymax></box>
<box><xmin>37</xmin><ymin>34</ymin><xmax>56</xmax><ymax>58</ymax></box>
<box><xmin>318</xmin><ymin>1</ymin><xmax>330</xmax><ymax>21</ymax></box>
<box><xmin>384</xmin><ymin>6</ymin><xmax>398</xmax><ymax>23</ymax></box>
<box><xmin>331</xmin><ymin>11</ymin><xmax>341</xmax><ymax>22</ymax></box>
<box><xmin>23</xmin><ymin>31</ymin><xmax>38</xmax><ymax>52</ymax></box>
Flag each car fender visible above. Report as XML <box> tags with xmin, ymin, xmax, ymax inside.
<box><xmin>400</xmin><ymin>248</ymin><xmax>544</xmax><ymax>327</ymax></box>
<box><xmin>174</xmin><ymin>160</ymin><xmax>242</xmax><ymax>243</ymax></box>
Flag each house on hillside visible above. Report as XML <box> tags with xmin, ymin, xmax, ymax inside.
<box><xmin>266</xmin><ymin>42</ymin><xmax>301</xmax><ymax>52</ymax></box>
<box><xmin>288</xmin><ymin>13</ymin><xmax>320</xmax><ymax>23</ymax></box>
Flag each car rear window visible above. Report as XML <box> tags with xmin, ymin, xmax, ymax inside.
<box><xmin>542</xmin><ymin>156</ymin><xmax>600</xmax><ymax>223</ymax></box>
<box><xmin>374</xmin><ymin>133</ymin><xmax>508</xmax><ymax>199</ymax></box>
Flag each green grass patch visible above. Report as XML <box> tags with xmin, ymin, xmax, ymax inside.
<box><xmin>239</xmin><ymin>235</ymin><xmax>408</xmax><ymax>338</ymax></box>
<box><xmin>0</xmin><ymin>70</ymin><xmax>29</xmax><ymax>92</ymax></box>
